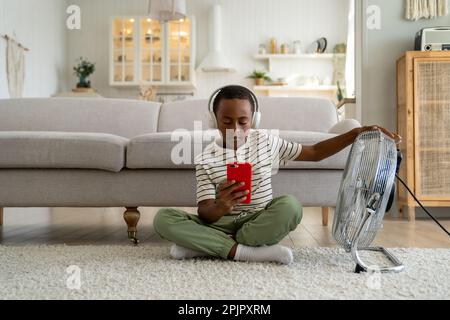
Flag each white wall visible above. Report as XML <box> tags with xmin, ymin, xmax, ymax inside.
<box><xmin>65</xmin><ymin>0</ymin><xmax>146</xmax><ymax>99</ymax></box>
<box><xmin>363</xmin><ymin>0</ymin><xmax>450</xmax><ymax>129</ymax></box>
<box><xmin>191</xmin><ymin>0</ymin><xmax>349</xmax><ymax>98</ymax></box>
<box><xmin>0</xmin><ymin>0</ymin><xmax>68</xmax><ymax>98</ymax></box>
<box><xmin>66</xmin><ymin>0</ymin><xmax>349</xmax><ymax>99</ymax></box>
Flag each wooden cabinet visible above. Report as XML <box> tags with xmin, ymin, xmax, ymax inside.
<box><xmin>111</xmin><ymin>17</ymin><xmax>138</xmax><ymax>84</ymax></box>
<box><xmin>110</xmin><ymin>16</ymin><xmax>195</xmax><ymax>88</ymax></box>
<box><xmin>397</xmin><ymin>51</ymin><xmax>450</xmax><ymax>220</ymax></box>
<box><xmin>139</xmin><ymin>17</ymin><xmax>164</xmax><ymax>83</ymax></box>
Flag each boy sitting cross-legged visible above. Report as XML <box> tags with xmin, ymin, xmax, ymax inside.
<box><xmin>154</xmin><ymin>85</ymin><xmax>400</xmax><ymax>264</ymax></box>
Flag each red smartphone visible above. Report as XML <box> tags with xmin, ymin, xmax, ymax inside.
<box><xmin>227</xmin><ymin>162</ymin><xmax>252</xmax><ymax>204</ymax></box>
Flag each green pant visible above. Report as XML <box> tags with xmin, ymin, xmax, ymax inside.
<box><xmin>153</xmin><ymin>195</ymin><xmax>302</xmax><ymax>259</ymax></box>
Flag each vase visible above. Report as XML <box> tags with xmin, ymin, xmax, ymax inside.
<box><xmin>77</xmin><ymin>76</ymin><xmax>91</xmax><ymax>88</ymax></box>
<box><xmin>258</xmin><ymin>44</ymin><xmax>267</xmax><ymax>55</ymax></box>
<box><xmin>255</xmin><ymin>78</ymin><xmax>265</xmax><ymax>86</ymax></box>
<box><xmin>293</xmin><ymin>41</ymin><xmax>302</xmax><ymax>54</ymax></box>
<box><xmin>270</xmin><ymin>38</ymin><xmax>278</xmax><ymax>54</ymax></box>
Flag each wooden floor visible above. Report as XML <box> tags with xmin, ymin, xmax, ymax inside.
<box><xmin>0</xmin><ymin>207</ymin><xmax>449</xmax><ymax>248</ymax></box>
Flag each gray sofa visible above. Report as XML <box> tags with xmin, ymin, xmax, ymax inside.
<box><xmin>0</xmin><ymin>97</ymin><xmax>360</xmax><ymax>243</ymax></box>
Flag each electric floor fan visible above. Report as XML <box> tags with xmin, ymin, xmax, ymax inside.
<box><xmin>332</xmin><ymin>130</ymin><xmax>405</xmax><ymax>273</ymax></box>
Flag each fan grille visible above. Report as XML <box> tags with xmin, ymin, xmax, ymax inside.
<box><xmin>332</xmin><ymin>130</ymin><xmax>397</xmax><ymax>251</ymax></box>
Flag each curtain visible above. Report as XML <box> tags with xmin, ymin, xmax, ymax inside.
<box><xmin>6</xmin><ymin>38</ymin><xmax>25</xmax><ymax>98</ymax></box>
<box><xmin>405</xmin><ymin>0</ymin><xmax>449</xmax><ymax>20</ymax></box>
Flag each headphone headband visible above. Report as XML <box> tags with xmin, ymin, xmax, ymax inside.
<box><xmin>208</xmin><ymin>85</ymin><xmax>259</xmax><ymax>115</ymax></box>
<box><xmin>207</xmin><ymin>85</ymin><xmax>261</xmax><ymax>129</ymax></box>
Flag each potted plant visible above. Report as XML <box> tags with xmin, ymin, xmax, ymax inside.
<box><xmin>247</xmin><ymin>70</ymin><xmax>272</xmax><ymax>86</ymax></box>
<box><xmin>73</xmin><ymin>57</ymin><xmax>96</xmax><ymax>89</ymax></box>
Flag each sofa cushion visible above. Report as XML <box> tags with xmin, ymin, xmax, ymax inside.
<box><xmin>157</xmin><ymin>99</ymin><xmax>210</xmax><ymax>132</ymax></box>
<box><xmin>258</xmin><ymin>97</ymin><xmax>339</xmax><ymax>132</ymax></box>
<box><xmin>277</xmin><ymin>131</ymin><xmax>350</xmax><ymax>169</ymax></box>
<box><xmin>126</xmin><ymin>130</ymin><xmax>349</xmax><ymax>170</ymax></box>
<box><xmin>0</xmin><ymin>98</ymin><xmax>161</xmax><ymax>138</ymax></box>
<box><xmin>127</xmin><ymin>130</ymin><xmax>220</xmax><ymax>169</ymax></box>
<box><xmin>156</xmin><ymin>97</ymin><xmax>339</xmax><ymax>133</ymax></box>
<box><xmin>0</xmin><ymin>131</ymin><xmax>128</xmax><ymax>172</ymax></box>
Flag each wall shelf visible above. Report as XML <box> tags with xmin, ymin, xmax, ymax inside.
<box><xmin>252</xmin><ymin>52</ymin><xmax>345</xmax><ymax>102</ymax></box>
<box><xmin>110</xmin><ymin>82</ymin><xmax>196</xmax><ymax>89</ymax></box>
<box><xmin>254</xmin><ymin>85</ymin><xmax>337</xmax><ymax>91</ymax></box>
<box><xmin>253</xmin><ymin>53</ymin><xmax>346</xmax><ymax>60</ymax></box>
<box><xmin>253</xmin><ymin>85</ymin><xmax>338</xmax><ymax>101</ymax></box>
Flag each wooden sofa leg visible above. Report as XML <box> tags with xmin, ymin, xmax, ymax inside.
<box><xmin>124</xmin><ymin>207</ymin><xmax>140</xmax><ymax>245</ymax></box>
<box><xmin>322</xmin><ymin>207</ymin><xmax>329</xmax><ymax>226</ymax></box>
<box><xmin>0</xmin><ymin>207</ymin><xmax>3</xmax><ymax>226</ymax></box>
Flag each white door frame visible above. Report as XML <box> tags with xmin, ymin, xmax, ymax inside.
<box><xmin>355</xmin><ymin>0</ymin><xmax>368</xmax><ymax>124</ymax></box>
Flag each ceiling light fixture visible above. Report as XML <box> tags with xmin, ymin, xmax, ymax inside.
<box><xmin>148</xmin><ymin>0</ymin><xmax>186</xmax><ymax>22</ymax></box>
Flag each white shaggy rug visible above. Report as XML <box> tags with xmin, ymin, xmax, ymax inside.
<box><xmin>0</xmin><ymin>245</ymin><xmax>449</xmax><ymax>300</ymax></box>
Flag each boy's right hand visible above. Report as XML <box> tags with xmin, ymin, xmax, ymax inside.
<box><xmin>216</xmin><ymin>179</ymin><xmax>249</xmax><ymax>213</ymax></box>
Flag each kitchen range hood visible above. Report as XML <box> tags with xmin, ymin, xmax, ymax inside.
<box><xmin>197</xmin><ymin>5</ymin><xmax>235</xmax><ymax>73</ymax></box>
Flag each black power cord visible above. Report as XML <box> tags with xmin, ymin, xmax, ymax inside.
<box><xmin>396</xmin><ymin>174</ymin><xmax>450</xmax><ymax>237</ymax></box>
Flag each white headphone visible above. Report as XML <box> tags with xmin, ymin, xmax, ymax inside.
<box><xmin>208</xmin><ymin>85</ymin><xmax>261</xmax><ymax>129</ymax></box>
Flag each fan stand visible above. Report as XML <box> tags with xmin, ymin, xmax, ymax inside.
<box><xmin>350</xmin><ymin>193</ymin><xmax>405</xmax><ymax>273</ymax></box>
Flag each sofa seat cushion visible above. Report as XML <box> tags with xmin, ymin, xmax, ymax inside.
<box><xmin>127</xmin><ymin>130</ymin><xmax>220</xmax><ymax>169</ymax></box>
<box><xmin>0</xmin><ymin>131</ymin><xmax>128</xmax><ymax>172</ymax></box>
<box><xmin>126</xmin><ymin>130</ymin><xmax>350</xmax><ymax>170</ymax></box>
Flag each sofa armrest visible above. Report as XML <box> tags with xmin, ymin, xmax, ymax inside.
<box><xmin>328</xmin><ymin>119</ymin><xmax>361</xmax><ymax>135</ymax></box>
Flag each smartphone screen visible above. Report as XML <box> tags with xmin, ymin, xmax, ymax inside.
<box><xmin>227</xmin><ymin>162</ymin><xmax>252</xmax><ymax>204</ymax></box>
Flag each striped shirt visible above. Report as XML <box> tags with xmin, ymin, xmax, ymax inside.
<box><xmin>194</xmin><ymin>129</ymin><xmax>302</xmax><ymax>215</ymax></box>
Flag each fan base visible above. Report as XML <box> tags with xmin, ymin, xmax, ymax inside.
<box><xmin>354</xmin><ymin>264</ymin><xmax>366</xmax><ymax>273</ymax></box>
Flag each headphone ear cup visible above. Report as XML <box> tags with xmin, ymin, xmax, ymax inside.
<box><xmin>208</xmin><ymin>112</ymin><xmax>218</xmax><ymax>129</ymax></box>
<box><xmin>252</xmin><ymin>111</ymin><xmax>261</xmax><ymax>129</ymax></box>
